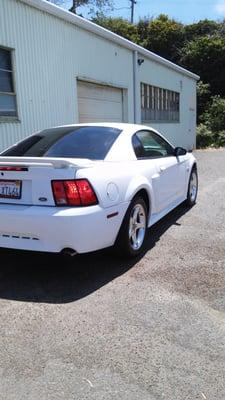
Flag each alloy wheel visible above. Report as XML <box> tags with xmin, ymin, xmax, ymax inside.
<box><xmin>128</xmin><ymin>203</ymin><xmax>146</xmax><ymax>250</ymax></box>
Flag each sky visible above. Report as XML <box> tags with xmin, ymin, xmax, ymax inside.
<box><xmin>56</xmin><ymin>0</ymin><xmax>225</xmax><ymax>23</ymax></box>
<box><xmin>110</xmin><ymin>0</ymin><xmax>225</xmax><ymax>23</ymax></box>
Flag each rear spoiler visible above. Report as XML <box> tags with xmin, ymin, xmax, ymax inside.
<box><xmin>0</xmin><ymin>157</ymin><xmax>92</xmax><ymax>169</ymax></box>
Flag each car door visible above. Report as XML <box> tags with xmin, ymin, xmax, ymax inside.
<box><xmin>133</xmin><ymin>130</ymin><xmax>186</xmax><ymax>213</ymax></box>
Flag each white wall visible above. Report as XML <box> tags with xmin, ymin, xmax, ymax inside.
<box><xmin>0</xmin><ymin>0</ymin><xmax>197</xmax><ymax>152</ymax></box>
<box><xmin>138</xmin><ymin>57</ymin><xmax>197</xmax><ymax>149</ymax></box>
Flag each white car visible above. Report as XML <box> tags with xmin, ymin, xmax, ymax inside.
<box><xmin>0</xmin><ymin>123</ymin><xmax>198</xmax><ymax>257</ymax></box>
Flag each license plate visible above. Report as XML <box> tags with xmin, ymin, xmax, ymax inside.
<box><xmin>0</xmin><ymin>180</ymin><xmax>22</xmax><ymax>199</ymax></box>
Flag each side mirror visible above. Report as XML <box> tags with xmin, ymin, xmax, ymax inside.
<box><xmin>174</xmin><ymin>147</ymin><xmax>187</xmax><ymax>157</ymax></box>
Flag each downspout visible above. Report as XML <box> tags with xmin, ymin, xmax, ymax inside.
<box><xmin>133</xmin><ymin>50</ymin><xmax>139</xmax><ymax>124</ymax></box>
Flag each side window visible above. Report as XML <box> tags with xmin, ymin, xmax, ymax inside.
<box><xmin>134</xmin><ymin>130</ymin><xmax>174</xmax><ymax>158</ymax></box>
<box><xmin>0</xmin><ymin>47</ymin><xmax>17</xmax><ymax>118</ymax></box>
<box><xmin>132</xmin><ymin>134</ymin><xmax>145</xmax><ymax>158</ymax></box>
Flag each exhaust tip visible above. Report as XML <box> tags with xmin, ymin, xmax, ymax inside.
<box><xmin>61</xmin><ymin>248</ymin><xmax>77</xmax><ymax>257</ymax></box>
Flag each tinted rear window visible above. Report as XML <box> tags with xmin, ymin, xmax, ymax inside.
<box><xmin>1</xmin><ymin>126</ymin><xmax>121</xmax><ymax>160</ymax></box>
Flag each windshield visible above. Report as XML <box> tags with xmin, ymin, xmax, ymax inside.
<box><xmin>1</xmin><ymin>126</ymin><xmax>122</xmax><ymax>160</ymax></box>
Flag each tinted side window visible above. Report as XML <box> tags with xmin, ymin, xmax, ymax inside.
<box><xmin>132</xmin><ymin>134</ymin><xmax>145</xmax><ymax>158</ymax></box>
<box><xmin>135</xmin><ymin>130</ymin><xmax>174</xmax><ymax>158</ymax></box>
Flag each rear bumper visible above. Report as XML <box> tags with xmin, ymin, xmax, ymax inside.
<box><xmin>0</xmin><ymin>203</ymin><xmax>128</xmax><ymax>254</ymax></box>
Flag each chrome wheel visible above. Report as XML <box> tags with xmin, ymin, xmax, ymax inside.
<box><xmin>189</xmin><ymin>170</ymin><xmax>198</xmax><ymax>202</ymax></box>
<box><xmin>129</xmin><ymin>203</ymin><xmax>146</xmax><ymax>250</ymax></box>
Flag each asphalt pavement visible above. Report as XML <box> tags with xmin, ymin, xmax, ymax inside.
<box><xmin>0</xmin><ymin>149</ymin><xmax>224</xmax><ymax>400</ymax></box>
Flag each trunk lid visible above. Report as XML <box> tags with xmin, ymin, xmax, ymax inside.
<box><xmin>0</xmin><ymin>157</ymin><xmax>92</xmax><ymax>206</ymax></box>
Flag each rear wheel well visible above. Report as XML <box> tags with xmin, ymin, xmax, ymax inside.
<box><xmin>134</xmin><ymin>189</ymin><xmax>150</xmax><ymax>216</ymax></box>
<box><xmin>115</xmin><ymin>192</ymin><xmax>149</xmax><ymax>257</ymax></box>
<box><xmin>192</xmin><ymin>162</ymin><xmax>197</xmax><ymax>171</ymax></box>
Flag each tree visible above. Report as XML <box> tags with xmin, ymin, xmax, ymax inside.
<box><xmin>70</xmin><ymin>1</ymin><xmax>90</xmax><ymax>14</ymax></box>
<box><xmin>219</xmin><ymin>19</ymin><xmax>225</xmax><ymax>36</ymax></box>
<box><xmin>47</xmin><ymin>0</ymin><xmax>113</xmax><ymax>15</ymax></box>
<box><xmin>70</xmin><ymin>0</ymin><xmax>113</xmax><ymax>15</ymax></box>
<box><xmin>184</xmin><ymin>19</ymin><xmax>220</xmax><ymax>42</ymax></box>
<box><xmin>180</xmin><ymin>36</ymin><xmax>225</xmax><ymax>97</ymax></box>
<box><xmin>139</xmin><ymin>15</ymin><xmax>185</xmax><ymax>62</ymax></box>
<box><xmin>197</xmin><ymin>96</ymin><xmax>225</xmax><ymax>148</ymax></box>
<box><xmin>196</xmin><ymin>124</ymin><xmax>214</xmax><ymax>148</ymax></box>
<box><xmin>93</xmin><ymin>17</ymin><xmax>140</xmax><ymax>44</ymax></box>
<box><xmin>197</xmin><ymin>81</ymin><xmax>211</xmax><ymax>122</ymax></box>
<box><xmin>96</xmin><ymin>15</ymin><xmax>185</xmax><ymax>63</ymax></box>
<box><xmin>136</xmin><ymin>19</ymin><xmax>149</xmax><ymax>46</ymax></box>
<box><xmin>201</xmin><ymin>96</ymin><xmax>225</xmax><ymax>132</ymax></box>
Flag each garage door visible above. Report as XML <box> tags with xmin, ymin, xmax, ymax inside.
<box><xmin>77</xmin><ymin>81</ymin><xmax>124</xmax><ymax>123</ymax></box>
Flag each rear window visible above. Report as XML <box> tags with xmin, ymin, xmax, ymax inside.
<box><xmin>1</xmin><ymin>126</ymin><xmax>121</xmax><ymax>160</ymax></box>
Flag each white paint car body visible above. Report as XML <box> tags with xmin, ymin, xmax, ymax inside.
<box><xmin>0</xmin><ymin>123</ymin><xmax>197</xmax><ymax>255</ymax></box>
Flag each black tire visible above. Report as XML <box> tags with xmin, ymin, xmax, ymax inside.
<box><xmin>115</xmin><ymin>196</ymin><xmax>148</xmax><ymax>257</ymax></box>
<box><xmin>186</xmin><ymin>166</ymin><xmax>198</xmax><ymax>207</ymax></box>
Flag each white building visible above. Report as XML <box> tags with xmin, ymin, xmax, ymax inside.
<box><xmin>0</xmin><ymin>0</ymin><xmax>199</xmax><ymax>152</ymax></box>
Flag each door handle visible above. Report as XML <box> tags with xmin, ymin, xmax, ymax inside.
<box><xmin>159</xmin><ymin>166</ymin><xmax>166</xmax><ymax>173</ymax></box>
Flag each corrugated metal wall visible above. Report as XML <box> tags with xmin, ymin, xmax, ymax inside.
<box><xmin>0</xmin><ymin>0</ymin><xmax>133</xmax><ymax>151</ymax></box>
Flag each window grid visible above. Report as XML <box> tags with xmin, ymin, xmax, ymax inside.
<box><xmin>141</xmin><ymin>83</ymin><xmax>180</xmax><ymax>123</ymax></box>
<box><xmin>0</xmin><ymin>47</ymin><xmax>17</xmax><ymax>118</ymax></box>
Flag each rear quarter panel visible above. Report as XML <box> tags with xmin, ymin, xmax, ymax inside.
<box><xmin>75</xmin><ymin>160</ymin><xmax>158</xmax><ymax>216</ymax></box>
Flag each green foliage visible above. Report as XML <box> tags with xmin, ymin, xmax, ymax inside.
<box><xmin>201</xmin><ymin>96</ymin><xmax>225</xmax><ymax>132</ymax></box>
<box><xmin>184</xmin><ymin>19</ymin><xmax>220</xmax><ymax>41</ymax></box>
<box><xmin>197</xmin><ymin>81</ymin><xmax>211</xmax><ymax>122</ymax></box>
<box><xmin>196</xmin><ymin>124</ymin><xmax>214</xmax><ymax>148</ymax></box>
<box><xmin>137</xmin><ymin>14</ymin><xmax>185</xmax><ymax>62</ymax></box>
<box><xmin>197</xmin><ymin>97</ymin><xmax>225</xmax><ymax>148</ymax></box>
<box><xmin>136</xmin><ymin>19</ymin><xmax>149</xmax><ymax>45</ymax></box>
<box><xmin>215</xmin><ymin>131</ymin><xmax>225</xmax><ymax>147</ymax></box>
<box><xmin>196</xmin><ymin>123</ymin><xmax>225</xmax><ymax>148</ymax></box>
<box><xmin>180</xmin><ymin>36</ymin><xmax>225</xmax><ymax>97</ymax></box>
<box><xmin>219</xmin><ymin>19</ymin><xmax>225</xmax><ymax>36</ymax></box>
<box><xmin>197</xmin><ymin>81</ymin><xmax>211</xmax><ymax>99</ymax></box>
<box><xmin>92</xmin><ymin>17</ymin><xmax>140</xmax><ymax>43</ymax></box>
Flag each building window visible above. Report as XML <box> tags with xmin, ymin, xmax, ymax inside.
<box><xmin>141</xmin><ymin>83</ymin><xmax>180</xmax><ymax>123</ymax></box>
<box><xmin>0</xmin><ymin>47</ymin><xmax>17</xmax><ymax>118</ymax></box>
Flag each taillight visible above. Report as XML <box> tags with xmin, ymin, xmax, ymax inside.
<box><xmin>52</xmin><ymin>179</ymin><xmax>98</xmax><ymax>207</ymax></box>
<box><xmin>63</xmin><ymin>181</ymin><xmax>81</xmax><ymax>206</ymax></box>
<box><xmin>75</xmin><ymin>179</ymin><xmax>98</xmax><ymax>206</ymax></box>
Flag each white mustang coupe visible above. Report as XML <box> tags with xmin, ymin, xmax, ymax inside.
<box><xmin>0</xmin><ymin>123</ymin><xmax>198</xmax><ymax>257</ymax></box>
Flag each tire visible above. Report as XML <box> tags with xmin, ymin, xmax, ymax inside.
<box><xmin>186</xmin><ymin>166</ymin><xmax>198</xmax><ymax>207</ymax></box>
<box><xmin>115</xmin><ymin>196</ymin><xmax>148</xmax><ymax>257</ymax></box>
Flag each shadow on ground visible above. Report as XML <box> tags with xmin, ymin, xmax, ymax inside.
<box><xmin>0</xmin><ymin>203</ymin><xmax>189</xmax><ymax>304</ymax></box>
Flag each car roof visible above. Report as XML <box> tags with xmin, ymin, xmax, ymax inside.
<box><xmin>49</xmin><ymin>122</ymin><xmax>160</xmax><ymax>136</ymax></box>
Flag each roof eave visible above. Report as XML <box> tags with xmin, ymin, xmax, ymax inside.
<box><xmin>19</xmin><ymin>0</ymin><xmax>200</xmax><ymax>81</ymax></box>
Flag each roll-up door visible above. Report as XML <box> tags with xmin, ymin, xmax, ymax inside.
<box><xmin>78</xmin><ymin>81</ymin><xmax>124</xmax><ymax>123</ymax></box>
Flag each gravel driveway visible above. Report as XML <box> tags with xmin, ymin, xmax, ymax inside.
<box><xmin>0</xmin><ymin>149</ymin><xmax>224</xmax><ymax>400</ymax></box>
